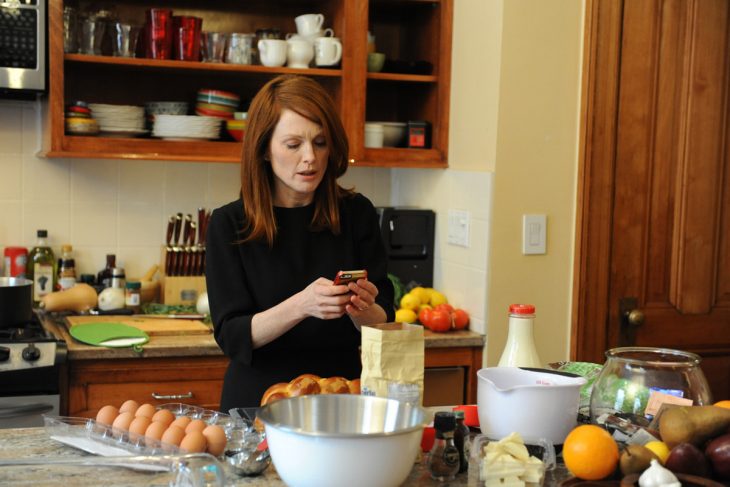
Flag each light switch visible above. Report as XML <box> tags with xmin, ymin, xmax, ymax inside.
<box><xmin>522</xmin><ymin>214</ymin><xmax>546</xmax><ymax>254</ymax></box>
<box><xmin>447</xmin><ymin>209</ymin><xmax>470</xmax><ymax>247</ymax></box>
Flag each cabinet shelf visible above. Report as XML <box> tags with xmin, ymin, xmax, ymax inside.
<box><xmin>359</xmin><ymin>147</ymin><xmax>445</xmax><ymax>168</ymax></box>
<box><xmin>65</xmin><ymin>54</ymin><xmax>343</xmax><ymax>78</ymax></box>
<box><xmin>367</xmin><ymin>72</ymin><xmax>437</xmax><ymax>83</ymax></box>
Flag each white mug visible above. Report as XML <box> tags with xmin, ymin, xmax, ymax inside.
<box><xmin>286</xmin><ymin>38</ymin><xmax>314</xmax><ymax>69</ymax></box>
<box><xmin>295</xmin><ymin>13</ymin><xmax>324</xmax><ymax>36</ymax></box>
<box><xmin>258</xmin><ymin>39</ymin><xmax>287</xmax><ymax>67</ymax></box>
<box><xmin>314</xmin><ymin>36</ymin><xmax>342</xmax><ymax>67</ymax></box>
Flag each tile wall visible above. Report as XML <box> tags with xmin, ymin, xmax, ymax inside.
<box><xmin>0</xmin><ymin>99</ymin><xmax>490</xmax><ymax>333</ymax></box>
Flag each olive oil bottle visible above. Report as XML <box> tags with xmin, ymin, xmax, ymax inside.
<box><xmin>28</xmin><ymin>229</ymin><xmax>57</xmax><ymax>305</ymax></box>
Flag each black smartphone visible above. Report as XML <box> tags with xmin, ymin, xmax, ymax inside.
<box><xmin>333</xmin><ymin>269</ymin><xmax>367</xmax><ymax>285</ymax></box>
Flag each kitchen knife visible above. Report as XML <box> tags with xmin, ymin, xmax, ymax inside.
<box><xmin>173</xmin><ymin>213</ymin><xmax>183</xmax><ymax>245</ymax></box>
<box><xmin>165</xmin><ymin>215</ymin><xmax>175</xmax><ymax>276</ymax></box>
<box><xmin>134</xmin><ymin>314</ymin><xmax>207</xmax><ymax>320</ymax></box>
<box><xmin>197</xmin><ymin>207</ymin><xmax>206</xmax><ymax>244</ymax></box>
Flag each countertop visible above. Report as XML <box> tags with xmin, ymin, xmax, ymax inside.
<box><xmin>42</xmin><ymin>313</ymin><xmax>485</xmax><ymax>361</ymax></box>
<box><xmin>0</xmin><ymin>426</ymin><xmax>471</xmax><ymax>486</ymax></box>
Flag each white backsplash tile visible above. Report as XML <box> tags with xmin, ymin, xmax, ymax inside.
<box><xmin>0</xmin><ymin>154</ymin><xmax>23</xmax><ymax>200</ymax></box>
<box><xmin>22</xmin><ymin>155</ymin><xmax>70</xmax><ymax>202</ymax></box>
<box><xmin>119</xmin><ymin>160</ymin><xmax>166</xmax><ymax>205</ymax></box>
<box><xmin>0</xmin><ymin>102</ymin><xmax>23</xmax><ymax>153</ymax></box>
<box><xmin>22</xmin><ymin>200</ymin><xmax>71</xmax><ymax>246</ymax></box>
<box><xmin>207</xmin><ymin>163</ymin><xmax>241</xmax><ymax>209</ymax></box>
<box><xmin>118</xmin><ymin>202</ymin><xmax>164</xmax><ymax>246</ymax></box>
<box><xmin>70</xmin><ymin>201</ymin><xmax>117</xmax><ymax>247</ymax></box>
<box><xmin>0</xmin><ymin>201</ymin><xmax>22</xmax><ymax>245</ymax></box>
<box><xmin>70</xmin><ymin>159</ymin><xmax>120</xmax><ymax>203</ymax></box>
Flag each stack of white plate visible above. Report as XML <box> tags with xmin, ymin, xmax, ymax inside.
<box><xmin>152</xmin><ymin>115</ymin><xmax>222</xmax><ymax>140</ymax></box>
<box><xmin>88</xmin><ymin>104</ymin><xmax>146</xmax><ymax>136</ymax></box>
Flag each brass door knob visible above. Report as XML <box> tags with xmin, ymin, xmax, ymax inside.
<box><xmin>626</xmin><ymin>309</ymin><xmax>645</xmax><ymax>327</ymax></box>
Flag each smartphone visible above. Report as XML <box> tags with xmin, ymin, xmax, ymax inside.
<box><xmin>333</xmin><ymin>269</ymin><xmax>367</xmax><ymax>285</ymax></box>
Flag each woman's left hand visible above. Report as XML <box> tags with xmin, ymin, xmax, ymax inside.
<box><xmin>344</xmin><ymin>279</ymin><xmax>378</xmax><ymax>316</ymax></box>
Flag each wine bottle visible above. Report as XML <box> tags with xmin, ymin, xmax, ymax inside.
<box><xmin>28</xmin><ymin>229</ymin><xmax>57</xmax><ymax>305</ymax></box>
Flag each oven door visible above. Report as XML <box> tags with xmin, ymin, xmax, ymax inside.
<box><xmin>0</xmin><ymin>394</ymin><xmax>58</xmax><ymax>428</ymax></box>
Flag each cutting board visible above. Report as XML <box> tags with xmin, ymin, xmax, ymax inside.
<box><xmin>65</xmin><ymin>316</ymin><xmax>211</xmax><ymax>336</ymax></box>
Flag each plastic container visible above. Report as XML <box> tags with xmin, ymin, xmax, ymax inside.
<box><xmin>468</xmin><ymin>433</ymin><xmax>555</xmax><ymax>487</ymax></box>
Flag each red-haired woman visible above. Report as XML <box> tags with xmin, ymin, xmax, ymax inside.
<box><xmin>206</xmin><ymin>75</ymin><xmax>394</xmax><ymax>411</ymax></box>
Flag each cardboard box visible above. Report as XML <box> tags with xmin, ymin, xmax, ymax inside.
<box><xmin>423</xmin><ymin>366</ymin><xmax>465</xmax><ymax>406</ymax></box>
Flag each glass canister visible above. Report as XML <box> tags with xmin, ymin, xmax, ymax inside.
<box><xmin>589</xmin><ymin>347</ymin><xmax>713</xmax><ymax>424</ymax></box>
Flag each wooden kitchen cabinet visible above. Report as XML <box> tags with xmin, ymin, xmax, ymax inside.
<box><xmin>46</xmin><ymin>0</ymin><xmax>452</xmax><ymax>167</ymax></box>
<box><xmin>66</xmin><ymin>355</ymin><xmax>228</xmax><ymax>418</ymax></box>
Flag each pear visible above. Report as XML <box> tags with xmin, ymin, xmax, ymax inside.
<box><xmin>658</xmin><ymin>406</ymin><xmax>730</xmax><ymax>448</ymax></box>
<box><xmin>620</xmin><ymin>444</ymin><xmax>659</xmax><ymax>475</ymax></box>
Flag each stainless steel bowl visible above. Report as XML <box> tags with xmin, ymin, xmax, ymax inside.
<box><xmin>258</xmin><ymin>394</ymin><xmax>428</xmax><ymax>487</ymax></box>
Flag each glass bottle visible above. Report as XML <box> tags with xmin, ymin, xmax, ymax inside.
<box><xmin>111</xmin><ymin>267</ymin><xmax>126</xmax><ymax>289</ymax></box>
<box><xmin>453</xmin><ymin>410</ymin><xmax>470</xmax><ymax>473</ymax></box>
<box><xmin>58</xmin><ymin>244</ymin><xmax>77</xmax><ymax>290</ymax></box>
<box><xmin>428</xmin><ymin>412</ymin><xmax>460</xmax><ymax>481</ymax></box>
<box><xmin>28</xmin><ymin>229</ymin><xmax>57</xmax><ymax>305</ymax></box>
<box><xmin>497</xmin><ymin>304</ymin><xmax>542</xmax><ymax>368</ymax></box>
<box><xmin>125</xmin><ymin>281</ymin><xmax>141</xmax><ymax>313</ymax></box>
<box><xmin>97</xmin><ymin>254</ymin><xmax>116</xmax><ymax>289</ymax></box>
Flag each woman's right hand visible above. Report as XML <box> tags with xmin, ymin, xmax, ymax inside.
<box><xmin>298</xmin><ymin>277</ymin><xmax>352</xmax><ymax>320</ymax></box>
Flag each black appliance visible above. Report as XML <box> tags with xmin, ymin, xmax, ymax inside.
<box><xmin>377</xmin><ymin>207</ymin><xmax>435</xmax><ymax>287</ymax></box>
<box><xmin>0</xmin><ymin>0</ymin><xmax>47</xmax><ymax>98</ymax></box>
<box><xmin>0</xmin><ymin>311</ymin><xmax>66</xmax><ymax>428</ymax></box>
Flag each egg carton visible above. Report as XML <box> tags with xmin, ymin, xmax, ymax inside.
<box><xmin>42</xmin><ymin>403</ymin><xmax>241</xmax><ymax>460</ymax></box>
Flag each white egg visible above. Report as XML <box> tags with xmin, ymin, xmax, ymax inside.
<box><xmin>196</xmin><ymin>292</ymin><xmax>209</xmax><ymax>315</ymax></box>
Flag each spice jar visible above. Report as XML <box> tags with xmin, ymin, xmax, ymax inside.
<box><xmin>125</xmin><ymin>281</ymin><xmax>141</xmax><ymax>313</ymax></box>
<box><xmin>428</xmin><ymin>412</ymin><xmax>460</xmax><ymax>481</ymax></box>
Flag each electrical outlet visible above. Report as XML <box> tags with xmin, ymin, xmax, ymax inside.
<box><xmin>447</xmin><ymin>209</ymin><xmax>470</xmax><ymax>247</ymax></box>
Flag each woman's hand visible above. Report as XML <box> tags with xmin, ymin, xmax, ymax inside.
<box><xmin>344</xmin><ymin>278</ymin><xmax>378</xmax><ymax>316</ymax></box>
<box><xmin>298</xmin><ymin>277</ymin><xmax>352</xmax><ymax>320</ymax></box>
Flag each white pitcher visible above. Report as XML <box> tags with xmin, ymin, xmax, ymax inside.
<box><xmin>286</xmin><ymin>38</ymin><xmax>314</xmax><ymax>69</ymax></box>
<box><xmin>258</xmin><ymin>39</ymin><xmax>287</xmax><ymax>67</ymax></box>
<box><xmin>314</xmin><ymin>36</ymin><xmax>342</xmax><ymax>67</ymax></box>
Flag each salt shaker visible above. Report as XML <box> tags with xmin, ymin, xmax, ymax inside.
<box><xmin>428</xmin><ymin>412</ymin><xmax>460</xmax><ymax>481</ymax></box>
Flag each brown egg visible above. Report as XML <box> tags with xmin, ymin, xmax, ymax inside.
<box><xmin>151</xmin><ymin>409</ymin><xmax>175</xmax><ymax>426</ymax></box>
<box><xmin>112</xmin><ymin>411</ymin><xmax>135</xmax><ymax>431</ymax></box>
<box><xmin>128</xmin><ymin>416</ymin><xmax>152</xmax><ymax>436</ymax></box>
<box><xmin>135</xmin><ymin>403</ymin><xmax>156</xmax><ymax>419</ymax></box>
<box><xmin>160</xmin><ymin>425</ymin><xmax>186</xmax><ymax>447</ymax></box>
<box><xmin>144</xmin><ymin>421</ymin><xmax>167</xmax><ymax>441</ymax></box>
<box><xmin>185</xmin><ymin>419</ymin><xmax>207</xmax><ymax>434</ymax></box>
<box><xmin>202</xmin><ymin>424</ymin><xmax>227</xmax><ymax>456</ymax></box>
<box><xmin>179</xmin><ymin>431</ymin><xmax>206</xmax><ymax>453</ymax></box>
<box><xmin>170</xmin><ymin>416</ymin><xmax>191</xmax><ymax>430</ymax></box>
<box><xmin>119</xmin><ymin>399</ymin><xmax>139</xmax><ymax>415</ymax></box>
<box><xmin>95</xmin><ymin>405</ymin><xmax>118</xmax><ymax>426</ymax></box>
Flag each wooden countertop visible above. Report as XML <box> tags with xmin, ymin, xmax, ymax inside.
<box><xmin>42</xmin><ymin>314</ymin><xmax>485</xmax><ymax>361</ymax></box>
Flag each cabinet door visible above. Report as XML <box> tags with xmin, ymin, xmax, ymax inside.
<box><xmin>352</xmin><ymin>0</ymin><xmax>452</xmax><ymax>168</ymax></box>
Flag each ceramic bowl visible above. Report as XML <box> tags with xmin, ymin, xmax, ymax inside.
<box><xmin>367</xmin><ymin>52</ymin><xmax>385</xmax><ymax>72</ymax></box>
<box><xmin>378</xmin><ymin>122</ymin><xmax>407</xmax><ymax>147</ymax></box>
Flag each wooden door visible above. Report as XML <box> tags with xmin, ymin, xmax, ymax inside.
<box><xmin>574</xmin><ymin>0</ymin><xmax>730</xmax><ymax>400</ymax></box>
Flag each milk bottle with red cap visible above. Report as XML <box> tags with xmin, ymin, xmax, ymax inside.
<box><xmin>497</xmin><ymin>304</ymin><xmax>542</xmax><ymax>368</ymax></box>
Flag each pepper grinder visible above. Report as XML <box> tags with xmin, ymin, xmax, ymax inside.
<box><xmin>428</xmin><ymin>412</ymin><xmax>460</xmax><ymax>481</ymax></box>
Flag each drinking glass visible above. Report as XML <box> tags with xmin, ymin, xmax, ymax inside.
<box><xmin>145</xmin><ymin>8</ymin><xmax>173</xmax><ymax>59</ymax></box>
<box><xmin>63</xmin><ymin>6</ymin><xmax>78</xmax><ymax>53</ymax></box>
<box><xmin>112</xmin><ymin>23</ymin><xmax>140</xmax><ymax>58</ymax></box>
<box><xmin>225</xmin><ymin>33</ymin><xmax>254</xmax><ymax>64</ymax></box>
<box><xmin>79</xmin><ymin>17</ymin><xmax>104</xmax><ymax>55</ymax></box>
<box><xmin>173</xmin><ymin>16</ymin><xmax>202</xmax><ymax>61</ymax></box>
<box><xmin>202</xmin><ymin>32</ymin><xmax>228</xmax><ymax>63</ymax></box>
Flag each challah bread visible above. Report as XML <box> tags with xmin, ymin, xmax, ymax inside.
<box><xmin>260</xmin><ymin>374</ymin><xmax>361</xmax><ymax>406</ymax></box>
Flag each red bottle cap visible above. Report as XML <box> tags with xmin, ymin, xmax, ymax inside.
<box><xmin>509</xmin><ymin>304</ymin><xmax>535</xmax><ymax>314</ymax></box>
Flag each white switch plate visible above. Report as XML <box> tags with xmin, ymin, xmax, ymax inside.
<box><xmin>447</xmin><ymin>209</ymin><xmax>470</xmax><ymax>247</ymax></box>
<box><xmin>522</xmin><ymin>214</ymin><xmax>546</xmax><ymax>254</ymax></box>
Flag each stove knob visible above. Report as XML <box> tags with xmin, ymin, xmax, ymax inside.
<box><xmin>22</xmin><ymin>344</ymin><xmax>41</xmax><ymax>361</ymax></box>
<box><xmin>0</xmin><ymin>346</ymin><xmax>9</xmax><ymax>362</ymax></box>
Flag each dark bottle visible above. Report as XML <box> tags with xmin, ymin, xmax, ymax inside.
<box><xmin>97</xmin><ymin>254</ymin><xmax>116</xmax><ymax>289</ymax></box>
<box><xmin>428</xmin><ymin>412</ymin><xmax>460</xmax><ymax>481</ymax></box>
<box><xmin>453</xmin><ymin>410</ymin><xmax>470</xmax><ymax>473</ymax></box>
<box><xmin>28</xmin><ymin>229</ymin><xmax>57</xmax><ymax>305</ymax></box>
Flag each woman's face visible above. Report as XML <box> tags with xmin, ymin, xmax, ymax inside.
<box><xmin>268</xmin><ymin>108</ymin><xmax>329</xmax><ymax>207</ymax></box>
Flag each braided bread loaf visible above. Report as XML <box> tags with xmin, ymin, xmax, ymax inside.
<box><xmin>260</xmin><ymin>374</ymin><xmax>361</xmax><ymax>406</ymax></box>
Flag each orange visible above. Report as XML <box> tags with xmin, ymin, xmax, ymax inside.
<box><xmin>563</xmin><ymin>425</ymin><xmax>619</xmax><ymax>480</ymax></box>
<box><xmin>714</xmin><ymin>400</ymin><xmax>730</xmax><ymax>409</ymax></box>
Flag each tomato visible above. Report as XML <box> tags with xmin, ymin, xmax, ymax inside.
<box><xmin>428</xmin><ymin>309</ymin><xmax>452</xmax><ymax>333</ymax></box>
<box><xmin>418</xmin><ymin>307</ymin><xmax>433</xmax><ymax>329</ymax></box>
<box><xmin>434</xmin><ymin>303</ymin><xmax>454</xmax><ymax>314</ymax></box>
<box><xmin>452</xmin><ymin>309</ymin><xmax>470</xmax><ymax>330</ymax></box>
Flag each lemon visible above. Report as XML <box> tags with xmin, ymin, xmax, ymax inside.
<box><xmin>417</xmin><ymin>303</ymin><xmax>433</xmax><ymax>313</ymax></box>
<box><xmin>428</xmin><ymin>290</ymin><xmax>448</xmax><ymax>307</ymax></box>
<box><xmin>643</xmin><ymin>441</ymin><xmax>670</xmax><ymax>464</ymax></box>
<box><xmin>395</xmin><ymin>308</ymin><xmax>418</xmax><ymax>323</ymax></box>
<box><xmin>410</xmin><ymin>287</ymin><xmax>431</xmax><ymax>304</ymax></box>
<box><xmin>399</xmin><ymin>293</ymin><xmax>421</xmax><ymax>311</ymax></box>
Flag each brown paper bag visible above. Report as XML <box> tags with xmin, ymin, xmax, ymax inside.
<box><xmin>360</xmin><ymin>322</ymin><xmax>425</xmax><ymax>402</ymax></box>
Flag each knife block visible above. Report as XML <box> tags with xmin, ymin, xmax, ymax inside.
<box><xmin>160</xmin><ymin>246</ymin><xmax>206</xmax><ymax>305</ymax></box>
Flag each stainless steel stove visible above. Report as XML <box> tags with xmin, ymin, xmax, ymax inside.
<box><xmin>0</xmin><ymin>312</ymin><xmax>67</xmax><ymax>428</ymax></box>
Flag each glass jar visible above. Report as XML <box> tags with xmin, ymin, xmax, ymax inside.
<box><xmin>589</xmin><ymin>347</ymin><xmax>713</xmax><ymax>424</ymax></box>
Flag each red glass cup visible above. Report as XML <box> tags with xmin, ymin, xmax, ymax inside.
<box><xmin>145</xmin><ymin>8</ymin><xmax>173</xmax><ymax>59</ymax></box>
<box><xmin>173</xmin><ymin>16</ymin><xmax>202</xmax><ymax>61</ymax></box>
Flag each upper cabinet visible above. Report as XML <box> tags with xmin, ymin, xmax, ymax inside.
<box><xmin>46</xmin><ymin>0</ymin><xmax>452</xmax><ymax>167</ymax></box>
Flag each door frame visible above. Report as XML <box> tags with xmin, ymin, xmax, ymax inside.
<box><xmin>571</xmin><ymin>0</ymin><xmax>624</xmax><ymax>363</ymax></box>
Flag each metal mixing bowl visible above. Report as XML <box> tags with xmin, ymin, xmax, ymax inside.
<box><xmin>258</xmin><ymin>394</ymin><xmax>428</xmax><ymax>487</ymax></box>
